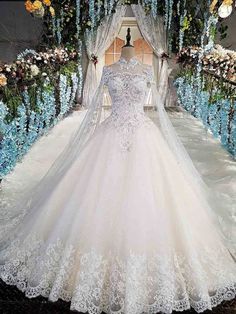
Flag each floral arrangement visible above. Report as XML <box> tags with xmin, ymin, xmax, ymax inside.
<box><xmin>175</xmin><ymin>43</ymin><xmax>236</xmax><ymax>157</ymax></box>
<box><xmin>0</xmin><ymin>47</ymin><xmax>79</xmax><ymax>123</ymax></box>
<box><xmin>0</xmin><ymin>47</ymin><xmax>79</xmax><ymax>179</ymax></box>
<box><xmin>0</xmin><ymin>71</ymin><xmax>78</xmax><ymax>179</ymax></box>
<box><xmin>0</xmin><ymin>47</ymin><xmax>78</xmax><ymax>105</ymax></box>
<box><xmin>177</xmin><ymin>44</ymin><xmax>236</xmax><ymax>83</ymax></box>
<box><xmin>175</xmin><ymin>76</ymin><xmax>236</xmax><ymax>157</ymax></box>
<box><xmin>25</xmin><ymin>0</ymin><xmax>55</xmax><ymax>17</ymax></box>
<box><xmin>23</xmin><ymin>0</ymin><xmax>229</xmax><ymax>54</ymax></box>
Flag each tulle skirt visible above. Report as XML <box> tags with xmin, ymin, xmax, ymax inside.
<box><xmin>0</xmin><ymin>116</ymin><xmax>235</xmax><ymax>314</ymax></box>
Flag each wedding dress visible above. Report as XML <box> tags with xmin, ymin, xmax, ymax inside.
<box><xmin>0</xmin><ymin>56</ymin><xmax>236</xmax><ymax>314</ymax></box>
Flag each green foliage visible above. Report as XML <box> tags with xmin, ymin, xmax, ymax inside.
<box><xmin>217</xmin><ymin>23</ymin><xmax>228</xmax><ymax>40</ymax></box>
<box><xmin>38</xmin><ymin>0</ymin><xmax>206</xmax><ymax>52</ymax></box>
<box><xmin>182</xmin><ymin>15</ymin><xmax>192</xmax><ymax>31</ymax></box>
<box><xmin>2</xmin><ymin>87</ymin><xmax>22</xmax><ymax>122</ymax></box>
<box><xmin>36</xmin><ymin>1</ymin><xmax>228</xmax><ymax>54</ymax></box>
<box><xmin>178</xmin><ymin>67</ymin><xmax>236</xmax><ymax>105</ymax></box>
<box><xmin>1</xmin><ymin>59</ymin><xmax>78</xmax><ymax>123</ymax></box>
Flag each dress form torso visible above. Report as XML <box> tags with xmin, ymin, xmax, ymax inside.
<box><xmin>120</xmin><ymin>46</ymin><xmax>135</xmax><ymax>62</ymax></box>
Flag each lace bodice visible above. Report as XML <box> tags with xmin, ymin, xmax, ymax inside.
<box><xmin>101</xmin><ymin>57</ymin><xmax>154</xmax><ymax>151</ymax></box>
<box><xmin>102</xmin><ymin>56</ymin><xmax>153</xmax><ymax>112</ymax></box>
<box><xmin>102</xmin><ymin>57</ymin><xmax>152</xmax><ymax>108</ymax></box>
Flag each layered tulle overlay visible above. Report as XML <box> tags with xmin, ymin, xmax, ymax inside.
<box><xmin>0</xmin><ymin>57</ymin><xmax>235</xmax><ymax>314</ymax></box>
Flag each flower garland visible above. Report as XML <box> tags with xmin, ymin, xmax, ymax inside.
<box><xmin>178</xmin><ymin>44</ymin><xmax>236</xmax><ymax>83</ymax></box>
<box><xmin>56</xmin><ymin>17</ymin><xmax>62</xmax><ymax>45</ymax></box>
<box><xmin>76</xmin><ymin>0</ymin><xmax>81</xmax><ymax>39</ymax></box>
<box><xmin>204</xmin><ymin>15</ymin><xmax>218</xmax><ymax>52</ymax></box>
<box><xmin>168</xmin><ymin>0</ymin><xmax>173</xmax><ymax>30</ymax></box>
<box><xmin>0</xmin><ymin>47</ymin><xmax>80</xmax><ymax>178</ymax></box>
<box><xmin>164</xmin><ymin>0</ymin><xmax>169</xmax><ymax>28</ymax></box>
<box><xmin>178</xmin><ymin>0</ymin><xmax>187</xmax><ymax>51</ymax></box>
<box><xmin>179</xmin><ymin>9</ymin><xmax>187</xmax><ymax>51</ymax></box>
<box><xmin>75</xmin><ymin>0</ymin><xmax>83</xmax><ymax>98</ymax></box>
<box><xmin>0</xmin><ymin>72</ymin><xmax>78</xmax><ymax>179</ymax></box>
<box><xmin>89</xmin><ymin>0</ymin><xmax>95</xmax><ymax>30</ymax></box>
<box><xmin>0</xmin><ymin>47</ymin><xmax>78</xmax><ymax>91</ymax></box>
<box><xmin>59</xmin><ymin>74</ymin><xmax>72</xmax><ymax>116</ymax></box>
<box><xmin>151</xmin><ymin>0</ymin><xmax>158</xmax><ymax>18</ymax></box>
<box><xmin>17</xmin><ymin>49</ymin><xmax>37</xmax><ymax>60</ymax></box>
<box><xmin>175</xmin><ymin>76</ymin><xmax>236</xmax><ymax>157</ymax></box>
<box><xmin>175</xmin><ymin>55</ymin><xmax>236</xmax><ymax>158</ymax></box>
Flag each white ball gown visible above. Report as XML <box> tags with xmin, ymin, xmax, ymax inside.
<box><xmin>0</xmin><ymin>56</ymin><xmax>235</xmax><ymax>314</ymax></box>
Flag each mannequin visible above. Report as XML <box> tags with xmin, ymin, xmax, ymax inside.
<box><xmin>120</xmin><ymin>28</ymin><xmax>135</xmax><ymax>61</ymax></box>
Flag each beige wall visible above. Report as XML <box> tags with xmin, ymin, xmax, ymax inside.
<box><xmin>216</xmin><ymin>10</ymin><xmax>236</xmax><ymax>50</ymax></box>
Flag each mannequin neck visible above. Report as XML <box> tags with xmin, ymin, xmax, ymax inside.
<box><xmin>120</xmin><ymin>46</ymin><xmax>135</xmax><ymax>61</ymax></box>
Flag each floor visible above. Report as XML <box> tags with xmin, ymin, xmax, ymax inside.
<box><xmin>0</xmin><ymin>107</ymin><xmax>235</xmax><ymax>313</ymax></box>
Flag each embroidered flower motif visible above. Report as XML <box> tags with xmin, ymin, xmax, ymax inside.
<box><xmin>117</xmin><ymin>56</ymin><xmax>139</xmax><ymax>70</ymax></box>
<box><xmin>0</xmin><ymin>233</ymin><xmax>235</xmax><ymax>314</ymax></box>
<box><xmin>100</xmin><ymin>60</ymin><xmax>154</xmax><ymax>152</ymax></box>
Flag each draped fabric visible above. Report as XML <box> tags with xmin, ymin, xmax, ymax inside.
<box><xmin>82</xmin><ymin>5</ymin><xmax>126</xmax><ymax>108</ymax></box>
<box><xmin>131</xmin><ymin>4</ymin><xmax>171</xmax><ymax>104</ymax></box>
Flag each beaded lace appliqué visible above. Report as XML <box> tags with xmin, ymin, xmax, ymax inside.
<box><xmin>0</xmin><ymin>233</ymin><xmax>235</xmax><ymax>314</ymax></box>
<box><xmin>117</xmin><ymin>56</ymin><xmax>139</xmax><ymax>70</ymax></box>
<box><xmin>102</xmin><ymin>57</ymin><xmax>154</xmax><ymax>152</ymax></box>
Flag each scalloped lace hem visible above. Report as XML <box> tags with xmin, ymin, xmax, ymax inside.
<box><xmin>0</xmin><ymin>276</ymin><xmax>235</xmax><ymax>314</ymax></box>
<box><xmin>0</xmin><ymin>235</ymin><xmax>235</xmax><ymax>314</ymax></box>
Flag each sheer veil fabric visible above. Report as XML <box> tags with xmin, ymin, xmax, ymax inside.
<box><xmin>82</xmin><ymin>5</ymin><xmax>126</xmax><ymax>108</ymax></box>
<box><xmin>0</xmin><ymin>56</ymin><xmax>236</xmax><ymax>313</ymax></box>
<box><xmin>131</xmin><ymin>4</ymin><xmax>170</xmax><ymax>104</ymax></box>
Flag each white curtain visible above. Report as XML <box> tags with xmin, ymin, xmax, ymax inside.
<box><xmin>82</xmin><ymin>5</ymin><xmax>126</xmax><ymax>108</ymax></box>
<box><xmin>131</xmin><ymin>4</ymin><xmax>171</xmax><ymax>105</ymax></box>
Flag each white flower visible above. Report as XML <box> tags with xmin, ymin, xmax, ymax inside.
<box><xmin>33</xmin><ymin>6</ymin><xmax>45</xmax><ymax>18</ymax></box>
<box><xmin>30</xmin><ymin>64</ymin><xmax>40</xmax><ymax>76</ymax></box>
